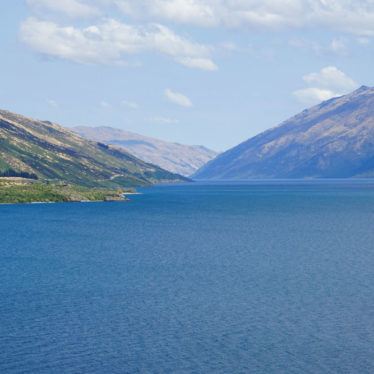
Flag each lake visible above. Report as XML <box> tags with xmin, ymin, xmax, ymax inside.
<box><xmin>1</xmin><ymin>180</ymin><xmax>374</xmax><ymax>373</ymax></box>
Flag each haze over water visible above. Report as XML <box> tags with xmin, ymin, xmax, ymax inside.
<box><xmin>1</xmin><ymin>180</ymin><xmax>374</xmax><ymax>373</ymax></box>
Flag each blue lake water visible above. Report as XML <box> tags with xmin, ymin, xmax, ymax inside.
<box><xmin>2</xmin><ymin>180</ymin><xmax>374</xmax><ymax>373</ymax></box>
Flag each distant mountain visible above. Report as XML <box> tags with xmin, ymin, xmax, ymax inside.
<box><xmin>0</xmin><ymin>110</ymin><xmax>188</xmax><ymax>187</ymax></box>
<box><xmin>194</xmin><ymin>86</ymin><xmax>374</xmax><ymax>179</ymax></box>
<box><xmin>72</xmin><ymin>126</ymin><xmax>218</xmax><ymax>177</ymax></box>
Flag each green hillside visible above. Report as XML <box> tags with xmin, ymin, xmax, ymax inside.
<box><xmin>0</xmin><ymin>110</ymin><xmax>188</xmax><ymax>187</ymax></box>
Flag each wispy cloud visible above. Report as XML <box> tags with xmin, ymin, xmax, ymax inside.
<box><xmin>293</xmin><ymin>66</ymin><xmax>358</xmax><ymax>105</ymax></box>
<box><xmin>289</xmin><ymin>37</ymin><xmax>348</xmax><ymax>56</ymax></box>
<box><xmin>329</xmin><ymin>38</ymin><xmax>348</xmax><ymax>55</ymax></box>
<box><xmin>115</xmin><ymin>0</ymin><xmax>217</xmax><ymax>27</ymax></box>
<box><xmin>220</xmin><ymin>41</ymin><xmax>242</xmax><ymax>52</ymax></box>
<box><xmin>27</xmin><ymin>0</ymin><xmax>100</xmax><ymax>18</ymax></box>
<box><xmin>100</xmin><ymin>100</ymin><xmax>110</xmax><ymax>108</ymax></box>
<box><xmin>47</xmin><ymin>99</ymin><xmax>58</xmax><ymax>108</ymax></box>
<box><xmin>20</xmin><ymin>18</ymin><xmax>217</xmax><ymax>70</ymax></box>
<box><xmin>176</xmin><ymin>57</ymin><xmax>218</xmax><ymax>71</ymax></box>
<box><xmin>164</xmin><ymin>89</ymin><xmax>192</xmax><ymax>107</ymax></box>
<box><xmin>357</xmin><ymin>37</ymin><xmax>371</xmax><ymax>45</ymax></box>
<box><xmin>113</xmin><ymin>0</ymin><xmax>374</xmax><ymax>36</ymax></box>
<box><xmin>121</xmin><ymin>100</ymin><xmax>138</xmax><ymax>109</ymax></box>
<box><xmin>151</xmin><ymin>116</ymin><xmax>180</xmax><ymax>124</ymax></box>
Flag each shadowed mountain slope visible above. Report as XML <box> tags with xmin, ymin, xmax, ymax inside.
<box><xmin>0</xmin><ymin>110</ymin><xmax>188</xmax><ymax>187</ymax></box>
<box><xmin>194</xmin><ymin>86</ymin><xmax>374</xmax><ymax>179</ymax></box>
<box><xmin>72</xmin><ymin>126</ymin><xmax>218</xmax><ymax>177</ymax></box>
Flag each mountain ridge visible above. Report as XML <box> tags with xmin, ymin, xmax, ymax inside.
<box><xmin>72</xmin><ymin>125</ymin><xmax>218</xmax><ymax>177</ymax></box>
<box><xmin>194</xmin><ymin>86</ymin><xmax>374</xmax><ymax>179</ymax></box>
<box><xmin>0</xmin><ymin>109</ymin><xmax>188</xmax><ymax>187</ymax></box>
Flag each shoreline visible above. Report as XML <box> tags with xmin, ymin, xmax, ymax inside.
<box><xmin>0</xmin><ymin>180</ymin><xmax>136</xmax><ymax>205</ymax></box>
<box><xmin>0</xmin><ymin>192</ymin><xmax>141</xmax><ymax>206</ymax></box>
<box><xmin>0</xmin><ymin>199</ymin><xmax>131</xmax><ymax>206</ymax></box>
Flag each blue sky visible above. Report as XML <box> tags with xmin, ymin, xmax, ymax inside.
<box><xmin>1</xmin><ymin>1</ymin><xmax>374</xmax><ymax>151</ymax></box>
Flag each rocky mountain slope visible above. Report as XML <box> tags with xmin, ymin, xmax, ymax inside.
<box><xmin>72</xmin><ymin>126</ymin><xmax>218</xmax><ymax>177</ymax></box>
<box><xmin>0</xmin><ymin>110</ymin><xmax>188</xmax><ymax>187</ymax></box>
<box><xmin>194</xmin><ymin>86</ymin><xmax>374</xmax><ymax>179</ymax></box>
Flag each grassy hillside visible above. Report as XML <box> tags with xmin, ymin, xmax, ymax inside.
<box><xmin>0</xmin><ymin>110</ymin><xmax>188</xmax><ymax>187</ymax></box>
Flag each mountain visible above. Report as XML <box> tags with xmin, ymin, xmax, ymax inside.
<box><xmin>194</xmin><ymin>86</ymin><xmax>374</xmax><ymax>179</ymax></box>
<box><xmin>72</xmin><ymin>126</ymin><xmax>218</xmax><ymax>177</ymax></box>
<box><xmin>0</xmin><ymin>110</ymin><xmax>188</xmax><ymax>187</ymax></box>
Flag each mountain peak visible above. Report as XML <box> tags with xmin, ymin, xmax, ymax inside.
<box><xmin>194</xmin><ymin>86</ymin><xmax>374</xmax><ymax>179</ymax></box>
<box><xmin>354</xmin><ymin>85</ymin><xmax>373</xmax><ymax>93</ymax></box>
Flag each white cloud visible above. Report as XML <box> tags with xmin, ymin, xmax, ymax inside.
<box><xmin>302</xmin><ymin>66</ymin><xmax>357</xmax><ymax>91</ymax></box>
<box><xmin>164</xmin><ymin>89</ymin><xmax>192</xmax><ymax>107</ymax></box>
<box><xmin>47</xmin><ymin>99</ymin><xmax>58</xmax><ymax>107</ymax></box>
<box><xmin>113</xmin><ymin>0</ymin><xmax>303</xmax><ymax>28</ymax></box>
<box><xmin>121</xmin><ymin>100</ymin><xmax>138</xmax><ymax>109</ymax></box>
<box><xmin>176</xmin><ymin>57</ymin><xmax>218</xmax><ymax>71</ymax></box>
<box><xmin>25</xmin><ymin>0</ymin><xmax>374</xmax><ymax>37</ymax></box>
<box><xmin>100</xmin><ymin>100</ymin><xmax>110</xmax><ymax>108</ymax></box>
<box><xmin>293</xmin><ymin>88</ymin><xmax>337</xmax><ymax>105</ymax></box>
<box><xmin>293</xmin><ymin>66</ymin><xmax>358</xmax><ymax>105</ymax></box>
<box><xmin>145</xmin><ymin>0</ymin><xmax>217</xmax><ymax>27</ymax></box>
<box><xmin>329</xmin><ymin>38</ymin><xmax>347</xmax><ymax>55</ymax></box>
<box><xmin>151</xmin><ymin>116</ymin><xmax>180</xmax><ymax>124</ymax></box>
<box><xmin>220</xmin><ymin>41</ymin><xmax>240</xmax><ymax>51</ymax></box>
<box><xmin>288</xmin><ymin>38</ymin><xmax>324</xmax><ymax>56</ymax></box>
<box><xmin>20</xmin><ymin>18</ymin><xmax>216</xmax><ymax>70</ymax></box>
<box><xmin>289</xmin><ymin>37</ymin><xmax>348</xmax><ymax>56</ymax></box>
<box><xmin>27</xmin><ymin>0</ymin><xmax>101</xmax><ymax>18</ymax></box>
<box><xmin>357</xmin><ymin>37</ymin><xmax>370</xmax><ymax>45</ymax></box>
<box><xmin>115</xmin><ymin>0</ymin><xmax>217</xmax><ymax>27</ymax></box>
<box><xmin>113</xmin><ymin>0</ymin><xmax>374</xmax><ymax>36</ymax></box>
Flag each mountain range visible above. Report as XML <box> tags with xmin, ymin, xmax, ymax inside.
<box><xmin>72</xmin><ymin>126</ymin><xmax>218</xmax><ymax>177</ymax></box>
<box><xmin>0</xmin><ymin>110</ymin><xmax>187</xmax><ymax>187</ymax></box>
<box><xmin>194</xmin><ymin>86</ymin><xmax>374</xmax><ymax>179</ymax></box>
<box><xmin>3</xmin><ymin>85</ymin><xmax>374</xmax><ymax>186</ymax></box>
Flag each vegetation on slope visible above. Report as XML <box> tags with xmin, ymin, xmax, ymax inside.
<box><xmin>0</xmin><ymin>110</ymin><xmax>188</xmax><ymax>187</ymax></box>
<box><xmin>0</xmin><ymin>178</ymin><xmax>135</xmax><ymax>204</ymax></box>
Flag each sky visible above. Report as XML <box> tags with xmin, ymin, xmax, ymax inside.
<box><xmin>1</xmin><ymin>1</ymin><xmax>374</xmax><ymax>151</ymax></box>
